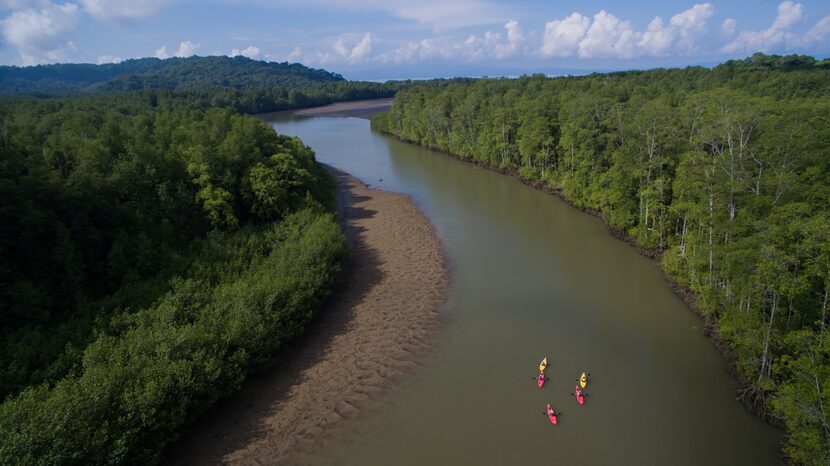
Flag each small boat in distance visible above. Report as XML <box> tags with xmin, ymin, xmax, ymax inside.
<box><xmin>575</xmin><ymin>385</ymin><xmax>585</xmax><ymax>405</ymax></box>
<box><xmin>546</xmin><ymin>404</ymin><xmax>558</xmax><ymax>425</ymax></box>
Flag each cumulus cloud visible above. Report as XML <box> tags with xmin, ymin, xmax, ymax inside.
<box><xmin>638</xmin><ymin>17</ymin><xmax>674</xmax><ymax>56</ymax></box>
<box><xmin>175</xmin><ymin>40</ymin><xmax>200</xmax><ymax>57</ymax></box>
<box><xmin>541</xmin><ymin>4</ymin><xmax>714</xmax><ymax>59</ymax></box>
<box><xmin>670</xmin><ymin>2</ymin><xmax>715</xmax><ymax>51</ymax></box>
<box><xmin>0</xmin><ymin>2</ymin><xmax>80</xmax><ymax>65</ymax></box>
<box><xmin>230</xmin><ymin>45</ymin><xmax>261</xmax><ymax>58</ymax></box>
<box><xmin>495</xmin><ymin>19</ymin><xmax>524</xmax><ymax>58</ymax></box>
<box><xmin>578</xmin><ymin>10</ymin><xmax>640</xmax><ymax>58</ymax></box>
<box><xmin>79</xmin><ymin>0</ymin><xmax>170</xmax><ymax>20</ymax></box>
<box><xmin>721</xmin><ymin>1</ymin><xmax>803</xmax><ymax>53</ymax></box>
<box><xmin>293</xmin><ymin>32</ymin><xmax>374</xmax><ymax>65</ymax></box>
<box><xmin>541</xmin><ymin>12</ymin><xmax>590</xmax><ymax>58</ymax></box>
<box><xmin>721</xmin><ymin>18</ymin><xmax>737</xmax><ymax>35</ymax></box>
<box><xmin>374</xmin><ymin>37</ymin><xmax>456</xmax><ymax>64</ymax></box>
<box><xmin>802</xmin><ymin>15</ymin><xmax>830</xmax><ymax>44</ymax></box>
<box><xmin>154</xmin><ymin>45</ymin><xmax>168</xmax><ymax>59</ymax></box>
<box><xmin>372</xmin><ymin>20</ymin><xmax>525</xmax><ymax>64</ymax></box>
<box><xmin>285</xmin><ymin>46</ymin><xmax>303</xmax><ymax>62</ymax></box>
<box><xmin>348</xmin><ymin>33</ymin><xmax>372</xmax><ymax>60</ymax></box>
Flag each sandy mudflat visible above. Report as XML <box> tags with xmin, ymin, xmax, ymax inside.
<box><xmin>293</xmin><ymin>98</ymin><xmax>392</xmax><ymax>119</ymax></box>
<box><xmin>164</xmin><ymin>167</ymin><xmax>448</xmax><ymax>465</ymax></box>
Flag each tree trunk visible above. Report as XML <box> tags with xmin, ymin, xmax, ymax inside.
<box><xmin>758</xmin><ymin>293</ymin><xmax>778</xmax><ymax>384</ymax></box>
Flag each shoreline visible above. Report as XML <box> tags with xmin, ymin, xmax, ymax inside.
<box><xmin>292</xmin><ymin>98</ymin><xmax>393</xmax><ymax>119</ymax></box>
<box><xmin>164</xmin><ymin>166</ymin><xmax>448</xmax><ymax>464</ymax></box>
<box><xmin>375</xmin><ymin>129</ymin><xmax>781</xmax><ymax>427</ymax></box>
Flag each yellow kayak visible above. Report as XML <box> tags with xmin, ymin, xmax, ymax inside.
<box><xmin>579</xmin><ymin>372</ymin><xmax>588</xmax><ymax>388</ymax></box>
<box><xmin>539</xmin><ymin>357</ymin><xmax>548</xmax><ymax>372</ymax></box>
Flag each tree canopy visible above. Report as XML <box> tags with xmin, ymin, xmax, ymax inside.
<box><xmin>0</xmin><ymin>91</ymin><xmax>347</xmax><ymax>464</ymax></box>
<box><xmin>372</xmin><ymin>53</ymin><xmax>830</xmax><ymax>465</ymax></box>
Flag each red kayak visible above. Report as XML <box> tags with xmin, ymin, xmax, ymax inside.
<box><xmin>546</xmin><ymin>403</ymin><xmax>558</xmax><ymax>425</ymax></box>
<box><xmin>537</xmin><ymin>371</ymin><xmax>546</xmax><ymax>388</ymax></box>
<box><xmin>575</xmin><ymin>385</ymin><xmax>585</xmax><ymax>405</ymax></box>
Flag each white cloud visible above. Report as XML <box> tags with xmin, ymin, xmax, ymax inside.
<box><xmin>175</xmin><ymin>40</ymin><xmax>199</xmax><ymax>57</ymax></box>
<box><xmin>721</xmin><ymin>1</ymin><xmax>804</xmax><ymax>53</ymax></box>
<box><xmin>578</xmin><ymin>10</ymin><xmax>639</xmax><ymax>59</ymax></box>
<box><xmin>670</xmin><ymin>3</ymin><xmax>714</xmax><ymax>52</ymax></box>
<box><xmin>231</xmin><ymin>45</ymin><xmax>261</xmax><ymax>58</ymax></box>
<box><xmin>295</xmin><ymin>32</ymin><xmax>374</xmax><ymax>64</ymax></box>
<box><xmin>638</xmin><ymin>17</ymin><xmax>674</xmax><ymax>56</ymax></box>
<box><xmin>670</xmin><ymin>3</ymin><xmax>714</xmax><ymax>32</ymax></box>
<box><xmin>154</xmin><ymin>45</ymin><xmax>168</xmax><ymax>58</ymax></box>
<box><xmin>79</xmin><ymin>0</ymin><xmax>170</xmax><ymax>20</ymax></box>
<box><xmin>802</xmin><ymin>15</ymin><xmax>830</xmax><ymax>44</ymax></box>
<box><xmin>376</xmin><ymin>37</ymin><xmax>458</xmax><ymax>64</ymax></box>
<box><xmin>96</xmin><ymin>54</ymin><xmax>121</xmax><ymax>63</ymax></box>
<box><xmin>349</xmin><ymin>33</ymin><xmax>372</xmax><ymax>59</ymax></box>
<box><xmin>722</xmin><ymin>18</ymin><xmax>737</xmax><ymax>35</ymax></box>
<box><xmin>462</xmin><ymin>20</ymin><xmax>525</xmax><ymax>60</ymax></box>
<box><xmin>0</xmin><ymin>2</ymin><xmax>80</xmax><ymax>65</ymax></box>
<box><xmin>771</xmin><ymin>0</ymin><xmax>803</xmax><ymax>30</ymax></box>
<box><xmin>370</xmin><ymin>20</ymin><xmax>525</xmax><ymax>65</ymax></box>
<box><xmin>285</xmin><ymin>46</ymin><xmax>303</xmax><ymax>62</ymax></box>
<box><xmin>462</xmin><ymin>31</ymin><xmax>500</xmax><ymax>61</ymax></box>
<box><xmin>539</xmin><ymin>4</ymin><xmax>714</xmax><ymax>59</ymax></box>
<box><xmin>541</xmin><ymin>12</ymin><xmax>590</xmax><ymax>58</ymax></box>
<box><xmin>496</xmin><ymin>19</ymin><xmax>524</xmax><ymax>58</ymax></box>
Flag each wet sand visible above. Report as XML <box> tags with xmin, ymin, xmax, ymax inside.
<box><xmin>164</xmin><ymin>167</ymin><xmax>448</xmax><ymax>465</ymax></box>
<box><xmin>293</xmin><ymin>98</ymin><xmax>392</xmax><ymax>119</ymax></box>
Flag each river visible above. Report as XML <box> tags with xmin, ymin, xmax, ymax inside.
<box><xmin>263</xmin><ymin>113</ymin><xmax>781</xmax><ymax>465</ymax></box>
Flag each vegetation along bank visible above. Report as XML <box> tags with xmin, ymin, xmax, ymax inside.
<box><xmin>0</xmin><ymin>91</ymin><xmax>347</xmax><ymax>464</ymax></box>
<box><xmin>371</xmin><ymin>53</ymin><xmax>830</xmax><ymax>465</ymax></box>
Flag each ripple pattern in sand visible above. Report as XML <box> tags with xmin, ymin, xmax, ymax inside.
<box><xmin>164</xmin><ymin>167</ymin><xmax>449</xmax><ymax>465</ymax></box>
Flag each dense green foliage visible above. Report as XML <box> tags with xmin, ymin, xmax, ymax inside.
<box><xmin>373</xmin><ymin>53</ymin><xmax>830</xmax><ymax>464</ymax></box>
<box><xmin>0</xmin><ymin>59</ymin><xmax>167</xmax><ymax>94</ymax></box>
<box><xmin>0</xmin><ymin>93</ymin><xmax>347</xmax><ymax>463</ymax></box>
<box><xmin>0</xmin><ymin>56</ymin><xmax>341</xmax><ymax>94</ymax></box>
<box><xmin>98</xmin><ymin>56</ymin><xmax>343</xmax><ymax>91</ymax></box>
<box><xmin>0</xmin><ymin>55</ymin><xmax>403</xmax><ymax>113</ymax></box>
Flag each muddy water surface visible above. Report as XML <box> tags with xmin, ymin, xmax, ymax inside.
<box><xmin>265</xmin><ymin>114</ymin><xmax>781</xmax><ymax>466</ymax></box>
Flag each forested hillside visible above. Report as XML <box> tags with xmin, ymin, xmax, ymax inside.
<box><xmin>0</xmin><ymin>56</ymin><xmax>402</xmax><ymax>113</ymax></box>
<box><xmin>0</xmin><ymin>92</ymin><xmax>347</xmax><ymax>464</ymax></box>
<box><xmin>0</xmin><ymin>56</ymin><xmax>340</xmax><ymax>94</ymax></box>
<box><xmin>372</xmin><ymin>53</ymin><xmax>830</xmax><ymax>464</ymax></box>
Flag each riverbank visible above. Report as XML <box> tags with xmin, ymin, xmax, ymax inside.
<box><xmin>164</xmin><ymin>167</ymin><xmax>448</xmax><ymax>464</ymax></box>
<box><xmin>373</xmin><ymin>128</ymin><xmax>778</xmax><ymax>426</ymax></box>
<box><xmin>293</xmin><ymin>98</ymin><xmax>393</xmax><ymax>119</ymax></box>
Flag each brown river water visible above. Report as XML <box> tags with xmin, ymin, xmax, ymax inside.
<box><xmin>262</xmin><ymin>112</ymin><xmax>781</xmax><ymax>465</ymax></box>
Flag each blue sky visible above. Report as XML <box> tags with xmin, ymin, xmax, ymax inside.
<box><xmin>1</xmin><ymin>0</ymin><xmax>829</xmax><ymax>79</ymax></box>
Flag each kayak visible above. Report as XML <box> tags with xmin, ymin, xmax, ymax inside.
<box><xmin>539</xmin><ymin>357</ymin><xmax>548</xmax><ymax>372</ymax></box>
<box><xmin>580</xmin><ymin>372</ymin><xmax>588</xmax><ymax>388</ymax></box>
<box><xmin>546</xmin><ymin>403</ymin><xmax>558</xmax><ymax>425</ymax></box>
<box><xmin>575</xmin><ymin>385</ymin><xmax>585</xmax><ymax>405</ymax></box>
<box><xmin>537</xmin><ymin>371</ymin><xmax>546</xmax><ymax>388</ymax></box>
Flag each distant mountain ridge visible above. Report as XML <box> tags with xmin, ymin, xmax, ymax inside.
<box><xmin>0</xmin><ymin>56</ymin><xmax>344</xmax><ymax>95</ymax></box>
